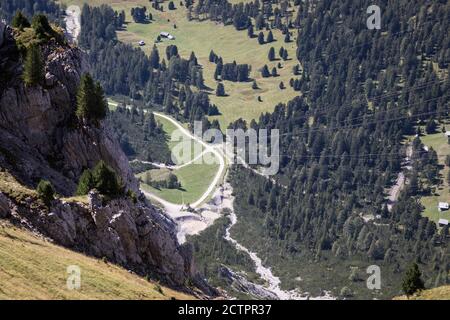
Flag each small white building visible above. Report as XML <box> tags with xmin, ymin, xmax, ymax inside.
<box><xmin>438</xmin><ymin>202</ymin><xmax>449</xmax><ymax>211</ymax></box>
<box><xmin>445</xmin><ymin>131</ymin><xmax>450</xmax><ymax>137</ymax></box>
<box><xmin>438</xmin><ymin>219</ymin><xmax>449</xmax><ymax>227</ymax></box>
<box><xmin>167</xmin><ymin>34</ymin><xmax>175</xmax><ymax>40</ymax></box>
<box><xmin>138</xmin><ymin>40</ymin><xmax>145</xmax><ymax>46</ymax></box>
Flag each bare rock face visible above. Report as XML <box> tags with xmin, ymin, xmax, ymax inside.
<box><xmin>0</xmin><ymin>33</ymin><xmax>137</xmax><ymax>194</ymax></box>
<box><xmin>6</xmin><ymin>190</ymin><xmax>194</xmax><ymax>287</ymax></box>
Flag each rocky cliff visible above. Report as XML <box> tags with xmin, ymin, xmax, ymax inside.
<box><xmin>0</xmin><ymin>22</ymin><xmax>136</xmax><ymax>195</ymax></box>
<box><xmin>0</xmin><ymin>22</ymin><xmax>213</xmax><ymax>296</ymax></box>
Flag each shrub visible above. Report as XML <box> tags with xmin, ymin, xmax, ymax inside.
<box><xmin>37</xmin><ymin>180</ymin><xmax>54</xmax><ymax>206</ymax></box>
<box><xmin>92</xmin><ymin>161</ymin><xmax>122</xmax><ymax>197</ymax></box>
<box><xmin>76</xmin><ymin>169</ymin><xmax>94</xmax><ymax>196</ymax></box>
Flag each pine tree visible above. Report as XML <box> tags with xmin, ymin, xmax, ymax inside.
<box><xmin>257</xmin><ymin>32</ymin><xmax>264</xmax><ymax>45</ymax></box>
<box><xmin>150</xmin><ymin>45</ymin><xmax>160</xmax><ymax>69</ymax></box>
<box><xmin>76</xmin><ymin>169</ymin><xmax>95</xmax><ymax>195</ymax></box>
<box><xmin>216</xmin><ymin>82</ymin><xmax>225</xmax><ymax>97</ymax></box>
<box><xmin>209</xmin><ymin>50</ymin><xmax>216</xmax><ymax>63</ymax></box>
<box><xmin>252</xmin><ymin>80</ymin><xmax>258</xmax><ymax>90</ymax></box>
<box><xmin>271</xmin><ymin>67</ymin><xmax>278</xmax><ymax>77</ymax></box>
<box><xmin>37</xmin><ymin>180</ymin><xmax>55</xmax><ymax>207</ymax></box>
<box><xmin>23</xmin><ymin>44</ymin><xmax>44</xmax><ymax>86</ymax></box>
<box><xmin>268</xmin><ymin>47</ymin><xmax>276</xmax><ymax>61</ymax></box>
<box><xmin>12</xmin><ymin>10</ymin><xmax>30</xmax><ymax>30</ymax></box>
<box><xmin>92</xmin><ymin>161</ymin><xmax>122</xmax><ymax>197</ymax></box>
<box><xmin>261</xmin><ymin>65</ymin><xmax>270</xmax><ymax>77</ymax></box>
<box><xmin>31</xmin><ymin>14</ymin><xmax>53</xmax><ymax>39</ymax></box>
<box><xmin>402</xmin><ymin>263</ymin><xmax>425</xmax><ymax>297</ymax></box>
<box><xmin>76</xmin><ymin>74</ymin><xmax>108</xmax><ymax>122</ymax></box>
<box><xmin>266</xmin><ymin>30</ymin><xmax>274</xmax><ymax>43</ymax></box>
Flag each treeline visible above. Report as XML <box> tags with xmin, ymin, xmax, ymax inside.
<box><xmin>188</xmin><ymin>0</ymin><xmax>296</xmax><ymax>33</ymax></box>
<box><xmin>227</xmin><ymin>0</ymin><xmax>449</xmax><ymax>297</ymax></box>
<box><xmin>0</xmin><ymin>0</ymin><xmax>64</xmax><ymax>26</ymax></box>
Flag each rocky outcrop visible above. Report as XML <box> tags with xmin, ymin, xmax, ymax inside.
<box><xmin>0</xmin><ymin>26</ymin><xmax>136</xmax><ymax>194</ymax></box>
<box><xmin>0</xmin><ymin>25</ymin><xmax>215</xmax><ymax>296</ymax></box>
<box><xmin>46</xmin><ymin>191</ymin><xmax>195</xmax><ymax>286</ymax></box>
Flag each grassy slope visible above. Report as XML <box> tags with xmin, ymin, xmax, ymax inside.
<box><xmin>60</xmin><ymin>0</ymin><xmax>301</xmax><ymax>129</ymax></box>
<box><xmin>418</xmin><ymin>128</ymin><xmax>450</xmax><ymax>224</ymax></box>
<box><xmin>0</xmin><ymin>222</ymin><xmax>194</xmax><ymax>300</ymax></box>
<box><xmin>393</xmin><ymin>285</ymin><xmax>450</xmax><ymax>300</ymax></box>
<box><xmin>0</xmin><ymin>172</ymin><xmax>194</xmax><ymax>299</ymax></box>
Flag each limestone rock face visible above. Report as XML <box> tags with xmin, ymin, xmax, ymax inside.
<box><xmin>0</xmin><ymin>27</ymin><xmax>136</xmax><ymax>194</ymax></box>
<box><xmin>0</xmin><ymin>26</ymin><xmax>214</xmax><ymax>296</ymax></box>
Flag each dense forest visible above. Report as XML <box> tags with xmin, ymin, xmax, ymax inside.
<box><xmin>0</xmin><ymin>0</ymin><xmax>64</xmax><ymax>25</ymax></box>
<box><xmin>221</xmin><ymin>0</ymin><xmax>449</xmax><ymax>298</ymax></box>
<box><xmin>107</xmin><ymin>106</ymin><xmax>172</xmax><ymax>164</ymax></box>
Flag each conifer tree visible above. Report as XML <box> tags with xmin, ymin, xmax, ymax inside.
<box><xmin>12</xmin><ymin>10</ymin><xmax>30</xmax><ymax>30</ymax></box>
<box><xmin>76</xmin><ymin>74</ymin><xmax>108</xmax><ymax>122</ymax></box>
<box><xmin>23</xmin><ymin>44</ymin><xmax>44</xmax><ymax>86</ymax></box>
<box><xmin>257</xmin><ymin>32</ymin><xmax>264</xmax><ymax>45</ymax></box>
<box><xmin>149</xmin><ymin>45</ymin><xmax>160</xmax><ymax>69</ymax></box>
<box><xmin>261</xmin><ymin>65</ymin><xmax>270</xmax><ymax>78</ymax></box>
<box><xmin>76</xmin><ymin>169</ymin><xmax>95</xmax><ymax>196</ymax></box>
<box><xmin>402</xmin><ymin>263</ymin><xmax>425</xmax><ymax>297</ymax></box>
<box><xmin>37</xmin><ymin>180</ymin><xmax>55</xmax><ymax>207</ymax></box>
<box><xmin>216</xmin><ymin>82</ymin><xmax>225</xmax><ymax>96</ymax></box>
<box><xmin>92</xmin><ymin>161</ymin><xmax>122</xmax><ymax>197</ymax></box>
<box><xmin>268</xmin><ymin>47</ymin><xmax>276</xmax><ymax>61</ymax></box>
<box><xmin>31</xmin><ymin>14</ymin><xmax>53</xmax><ymax>39</ymax></box>
<box><xmin>266</xmin><ymin>30</ymin><xmax>274</xmax><ymax>43</ymax></box>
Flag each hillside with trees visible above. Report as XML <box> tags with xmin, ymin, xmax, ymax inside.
<box><xmin>225</xmin><ymin>0</ymin><xmax>449</xmax><ymax>298</ymax></box>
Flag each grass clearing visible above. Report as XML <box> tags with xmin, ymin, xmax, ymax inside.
<box><xmin>0</xmin><ymin>221</ymin><xmax>194</xmax><ymax>300</ymax></box>
<box><xmin>140</xmin><ymin>157</ymin><xmax>220</xmax><ymax>205</ymax></box>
